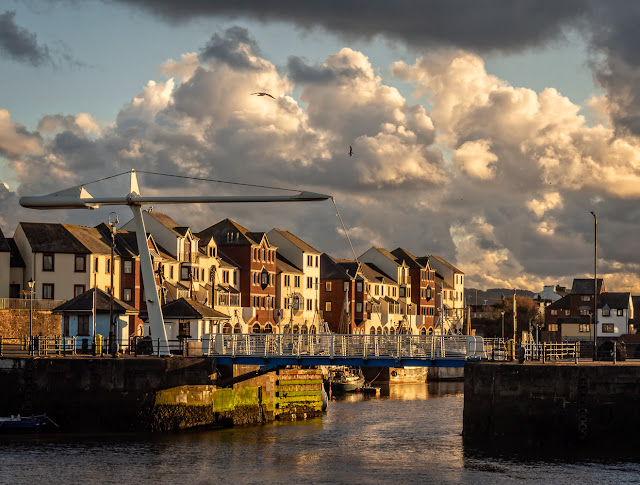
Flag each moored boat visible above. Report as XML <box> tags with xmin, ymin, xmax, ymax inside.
<box><xmin>326</xmin><ymin>367</ymin><xmax>365</xmax><ymax>393</ymax></box>
<box><xmin>0</xmin><ymin>414</ymin><xmax>49</xmax><ymax>433</ymax></box>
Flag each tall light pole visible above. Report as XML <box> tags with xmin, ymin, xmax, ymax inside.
<box><xmin>501</xmin><ymin>311</ymin><xmax>505</xmax><ymax>341</ymax></box>
<box><xmin>28</xmin><ymin>278</ymin><xmax>34</xmax><ymax>355</ymax></box>
<box><xmin>591</xmin><ymin>211</ymin><xmax>597</xmax><ymax>361</ymax></box>
<box><xmin>108</xmin><ymin>212</ymin><xmax>119</xmax><ymax>357</ymax></box>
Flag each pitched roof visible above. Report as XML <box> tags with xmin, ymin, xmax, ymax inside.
<box><xmin>428</xmin><ymin>255</ymin><xmax>464</xmax><ymax>274</ymax></box>
<box><xmin>0</xmin><ymin>227</ymin><xmax>10</xmax><ymax>252</ymax></box>
<box><xmin>391</xmin><ymin>247</ymin><xmax>424</xmax><ymax>270</ymax></box>
<box><xmin>270</xmin><ymin>228</ymin><xmax>320</xmax><ymax>254</ymax></box>
<box><xmin>571</xmin><ymin>278</ymin><xmax>604</xmax><ymax>295</ymax></box>
<box><xmin>19</xmin><ymin>222</ymin><xmax>110</xmax><ymax>254</ymax></box>
<box><xmin>7</xmin><ymin>238</ymin><xmax>25</xmax><ymax>268</ymax></box>
<box><xmin>53</xmin><ymin>287</ymin><xmax>137</xmax><ymax>314</ymax></box>
<box><xmin>145</xmin><ymin>210</ymin><xmax>189</xmax><ymax>237</ymax></box>
<box><xmin>276</xmin><ymin>254</ymin><xmax>302</xmax><ymax>274</ymax></box>
<box><xmin>162</xmin><ymin>298</ymin><xmax>230</xmax><ymax>319</ymax></box>
<box><xmin>335</xmin><ymin>258</ymin><xmax>360</xmax><ymax>279</ymax></box>
<box><xmin>547</xmin><ymin>294</ymin><xmax>571</xmax><ymax>310</ymax></box>
<box><xmin>598</xmin><ymin>292</ymin><xmax>631</xmax><ymax>310</ymax></box>
<box><xmin>217</xmin><ymin>249</ymin><xmax>239</xmax><ymax>269</ymax></box>
<box><xmin>321</xmin><ymin>253</ymin><xmax>353</xmax><ymax>280</ymax></box>
<box><xmin>359</xmin><ymin>262</ymin><xmax>394</xmax><ymax>284</ymax></box>
<box><xmin>197</xmin><ymin>218</ymin><xmax>258</xmax><ymax>246</ymax></box>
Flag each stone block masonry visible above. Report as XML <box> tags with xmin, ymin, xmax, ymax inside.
<box><xmin>0</xmin><ymin>310</ymin><xmax>61</xmax><ymax>338</ymax></box>
<box><xmin>0</xmin><ymin>357</ymin><xmax>324</xmax><ymax>432</ymax></box>
<box><xmin>463</xmin><ymin>361</ymin><xmax>640</xmax><ymax>456</ymax></box>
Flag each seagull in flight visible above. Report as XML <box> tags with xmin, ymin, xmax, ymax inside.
<box><xmin>252</xmin><ymin>92</ymin><xmax>275</xmax><ymax>99</ymax></box>
<box><xmin>349</xmin><ymin>145</ymin><xmax>353</xmax><ymax>156</ymax></box>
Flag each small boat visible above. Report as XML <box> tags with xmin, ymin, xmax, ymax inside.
<box><xmin>326</xmin><ymin>367</ymin><xmax>365</xmax><ymax>393</ymax></box>
<box><xmin>0</xmin><ymin>414</ymin><xmax>49</xmax><ymax>433</ymax></box>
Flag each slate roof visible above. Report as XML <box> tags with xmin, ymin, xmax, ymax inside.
<box><xmin>270</xmin><ymin>228</ymin><xmax>320</xmax><ymax>254</ymax></box>
<box><xmin>0</xmin><ymin>227</ymin><xmax>10</xmax><ymax>252</ymax></box>
<box><xmin>547</xmin><ymin>294</ymin><xmax>571</xmax><ymax>310</ymax></box>
<box><xmin>360</xmin><ymin>262</ymin><xmax>394</xmax><ymax>284</ymax></box>
<box><xmin>571</xmin><ymin>278</ymin><xmax>604</xmax><ymax>295</ymax></box>
<box><xmin>320</xmin><ymin>253</ymin><xmax>353</xmax><ymax>280</ymax></box>
<box><xmin>217</xmin><ymin>249</ymin><xmax>239</xmax><ymax>269</ymax></box>
<box><xmin>361</xmin><ymin>261</ymin><xmax>395</xmax><ymax>282</ymax></box>
<box><xmin>197</xmin><ymin>218</ymin><xmax>257</xmax><ymax>246</ymax></box>
<box><xmin>598</xmin><ymin>292</ymin><xmax>631</xmax><ymax>310</ymax></box>
<box><xmin>19</xmin><ymin>222</ymin><xmax>111</xmax><ymax>254</ymax></box>
<box><xmin>391</xmin><ymin>248</ymin><xmax>424</xmax><ymax>270</ymax></box>
<box><xmin>7</xmin><ymin>238</ymin><xmax>25</xmax><ymax>268</ymax></box>
<box><xmin>162</xmin><ymin>298</ymin><xmax>230</xmax><ymax>319</ymax></box>
<box><xmin>428</xmin><ymin>255</ymin><xmax>464</xmax><ymax>274</ymax></box>
<box><xmin>335</xmin><ymin>258</ymin><xmax>360</xmax><ymax>279</ymax></box>
<box><xmin>53</xmin><ymin>288</ymin><xmax>137</xmax><ymax>314</ymax></box>
<box><xmin>145</xmin><ymin>210</ymin><xmax>189</xmax><ymax>237</ymax></box>
<box><xmin>276</xmin><ymin>253</ymin><xmax>302</xmax><ymax>274</ymax></box>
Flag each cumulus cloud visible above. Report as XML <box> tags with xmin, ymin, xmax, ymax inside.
<box><xmin>8</xmin><ymin>26</ymin><xmax>640</xmax><ymax>292</ymax></box>
<box><xmin>0</xmin><ymin>109</ymin><xmax>43</xmax><ymax>158</ymax></box>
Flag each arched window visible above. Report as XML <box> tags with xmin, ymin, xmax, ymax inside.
<box><xmin>427</xmin><ymin>327</ymin><xmax>434</xmax><ymax>335</ymax></box>
<box><xmin>420</xmin><ymin>327</ymin><xmax>427</xmax><ymax>335</ymax></box>
<box><xmin>293</xmin><ymin>325</ymin><xmax>300</xmax><ymax>334</ymax></box>
<box><xmin>377</xmin><ymin>327</ymin><xmax>382</xmax><ymax>335</ymax></box>
<box><xmin>309</xmin><ymin>325</ymin><xmax>316</xmax><ymax>334</ymax></box>
<box><xmin>301</xmin><ymin>325</ymin><xmax>308</xmax><ymax>334</ymax></box>
<box><xmin>389</xmin><ymin>327</ymin><xmax>395</xmax><ymax>335</ymax></box>
<box><xmin>223</xmin><ymin>323</ymin><xmax>232</xmax><ymax>334</ymax></box>
<box><xmin>383</xmin><ymin>327</ymin><xmax>389</xmax><ymax>335</ymax></box>
<box><xmin>264</xmin><ymin>323</ymin><xmax>273</xmax><ymax>334</ymax></box>
<box><xmin>252</xmin><ymin>323</ymin><xmax>261</xmax><ymax>333</ymax></box>
<box><xmin>234</xmin><ymin>323</ymin><xmax>241</xmax><ymax>334</ymax></box>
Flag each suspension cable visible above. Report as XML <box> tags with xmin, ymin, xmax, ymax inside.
<box><xmin>332</xmin><ymin>197</ymin><xmax>359</xmax><ymax>266</ymax></box>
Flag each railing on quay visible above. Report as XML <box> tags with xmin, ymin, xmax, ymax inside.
<box><xmin>0</xmin><ymin>298</ymin><xmax>66</xmax><ymax>311</ymax></box>
<box><xmin>525</xmin><ymin>341</ymin><xmax>580</xmax><ymax>363</ymax></box>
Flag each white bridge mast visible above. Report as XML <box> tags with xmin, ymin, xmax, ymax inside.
<box><xmin>20</xmin><ymin>169</ymin><xmax>330</xmax><ymax>355</ymax></box>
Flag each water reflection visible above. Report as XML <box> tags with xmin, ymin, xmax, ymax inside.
<box><xmin>1</xmin><ymin>382</ymin><xmax>638</xmax><ymax>485</ymax></box>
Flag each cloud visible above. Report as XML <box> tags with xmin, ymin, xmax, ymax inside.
<box><xmin>8</xmin><ymin>27</ymin><xmax>640</xmax><ymax>292</ymax></box>
<box><xmin>199</xmin><ymin>26</ymin><xmax>265</xmax><ymax>70</ymax></box>
<box><xmin>0</xmin><ymin>109</ymin><xmax>43</xmax><ymax>158</ymax></box>
<box><xmin>0</xmin><ymin>10</ymin><xmax>52</xmax><ymax>66</ymax></box>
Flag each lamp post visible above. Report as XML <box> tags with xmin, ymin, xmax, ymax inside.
<box><xmin>28</xmin><ymin>278</ymin><xmax>34</xmax><ymax>355</ymax></box>
<box><xmin>501</xmin><ymin>311</ymin><xmax>505</xmax><ymax>341</ymax></box>
<box><xmin>108</xmin><ymin>212</ymin><xmax>119</xmax><ymax>357</ymax></box>
<box><xmin>590</xmin><ymin>211</ymin><xmax>597</xmax><ymax>361</ymax></box>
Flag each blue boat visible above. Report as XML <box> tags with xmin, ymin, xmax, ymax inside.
<box><xmin>0</xmin><ymin>414</ymin><xmax>49</xmax><ymax>433</ymax></box>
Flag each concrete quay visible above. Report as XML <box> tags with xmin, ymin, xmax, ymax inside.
<box><xmin>463</xmin><ymin>360</ymin><xmax>640</xmax><ymax>455</ymax></box>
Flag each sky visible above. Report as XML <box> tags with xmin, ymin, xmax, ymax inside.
<box><xmin>3</xmin><ymin>1</ymin><xmax>640</xmax><ymax>294</ymax></box>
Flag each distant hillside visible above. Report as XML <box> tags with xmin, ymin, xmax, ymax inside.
<box><xmin>465</xmin><ymin>288</ymin><xmax>536</xmax><ymax>306</ymax></box>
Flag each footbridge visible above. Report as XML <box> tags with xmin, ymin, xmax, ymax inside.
<box><xmin>204</xmin><ymin>333</ymin><xmax>486</xmax><ymax>368</ymax></box>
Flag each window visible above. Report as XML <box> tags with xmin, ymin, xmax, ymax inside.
<box><xmin>63</xmin><ymin>315</ymin><xmax>70</xmax><ymax>336</ymax></box>
<box><xmin>123</xmin><ymin>260</ymin><xmax>133</xmax><ymax>274</ymax></box>
<box><xmin>356</xmin><ymin>302</ymin><xmax>362</xmax><ymax>313</ymax></box>
<box><xmin>307</xmin><ymin>277</ymin><xmax>313</xmax><ymax>289</ymax></box>
<box><xmin>602</xmin><ymin>309</ymin><xmax>610</xmax><ymax>316</ymax></box>
<box><xmin>315</xmin><ymin>256</ymin><xmax>319</xmax><ymax>267</ymax></box>
<box><xmin>292</xmin><ymin>296</ymin><xmax>300</xmax><ymax>311</ymax></box>
<box><xmin>547</xmin><ymin>323</ymin><xmax>558</xmax><ymax>332</ymax></box>
<box><xmin>550</xmin><ymin>310</ymin><xmax>557</xmax><ymax>315</ymax></box>
<box><xmin>581</xmin><ymin>295</ymin><xmax>591</xmax><ymax>301</ymax></box>
<box><xmin>307</xmin><ymin>255</ymin><xmax>313</xmax><ymax>266</ymax></box>
<box><xmin>307</xmin><ymin>299</ymin><xmax>313</xmax><ymax>311</ymax></box>
<box><xmin>579</xmin><ymin>309</ymin><xmax>589</xmax><ymax>316</ymax></box>
<box><xmin>252</xmin><ymin>323</ymin><xmax>261</xmax><ymax>333</ymax></box>
<box><xmin>356</xmin><ymin>281</ymin><xmax>363</xmax><ymax>292</ymax></box>
<box><xmin>78</xmin><ymin>315</ymin><xmax>90</xmax><ymax>336</ymax></box>
<box><xmin>42</xmin><ymin>283</ymin><xmax>54</xmax><ymax>300</ymax></box>
<box><xmin>94</xmin><ymin>257</ymin><xmax>99</xmax><ymax>272</ymax></box>
<box><xmin>392</xmin><ymin>287</ymin><xmax>397</xmax><ymax>297</ymax></box>
<box><xmin>74</xmin><ymin>255</ymin><xmax>86</xmax><ymax>272</ymax></box>
<box><xmin>565</xmin><ymin>310</ymin><xmax>570</xmax><ymax>316</ymax></box>
<box><xmin>325</xmin><ymin>301</ymin><xmax>332</xmax><ymax>312</ymax></box>
<box><xmin>181</xmin><ymin>265</ymin><xmax>190</xmax><ymax>280</ymax></box>
<box><xmin>617</xmin><ymin>309</ymin><xmax>624</xmax><ymax>316</ymax></box>
<box><xmin>602</xmin><ymin>323</ymin><xmax>615</xmax><ymax>333</ymax></box>
<box><xmin>123</xmin><ymin>288</ymin><xmax>132</xmax><ymax>302</ymax></box>
<box><xmin>43</xmin><ymin>253</ymin><xmax>54</xmax><ymax>271</ymax></box>
<box><xmin>284</xmin><ymin>275</ymin><xmax>290</xmax><ymax>287</ymax></box>
<box><xmin>74</xmin><ymin>285</ymin><xmax>85</xmax><ymax>297</ymax></box>
<box><xmin>170</xmin><ymin>266</ymin><xmax>174</xmax><ymax>279</ymax></box>
<box><xmin>375</xmin><ymin>285</ymin><xmax>379</xmax><ymax>296</ymax></box>
<box><xmin>399</xmin><ymin>287</ymin><xmax>406</xmax><ymax>298</ymax></box>
<box><xmin>344</xmin><ymin>281</ymin><xmax>349</xmax><ymax>292</ymax></box>
<box><xmin>178</xmin><ymin>320</ymin><xmax>191</xmax><ymax>338</ymax></box>
<box><xmin>261</xmin><ymin>271</ymin><xmax>269</xmax><ymax>287</ymax></box>
<box><xmin>326</xmin><ymin>281</ymin><xmax>332</xmax><ymax>292</ymax></box>
<box><xmin>579</xmin><ymin>324</ymin><xmax>590</xmax><ymax>333</ymax></box>
<box><xmin>106</xmin><ymin>258</ymin><xmax>111</xmax><ymax>274</ymax></box>
<box><xmin>223</xmin><ymin>271</ymin><xmax>229</xmax><ymax>283</ymax></box>
<box><xmin>294</xmin><ymin>276</ymin><xmax>301</xmax><ymax>288</ymax></box>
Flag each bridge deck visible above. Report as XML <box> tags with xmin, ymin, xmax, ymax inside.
<box><xmin>205</xmin><ymin>334</ymin><xmax>484</xmax><ymax>367</ymax></box>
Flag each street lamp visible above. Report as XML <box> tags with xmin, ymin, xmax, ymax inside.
<box><xmin>501</xmin><ymin>311</ymin><xmax>505</xmax><ymax>342</ymax></box>
<box><xmin>108</xmin><ymin>212</ymin><xmax>119</xmax><ymax>357</ymax></box>
<box><xmin>590</xmin><ymin>211</ymin><xmax>597</xmax><ymax>361</ymax></box>
<box><xmin>28</xmin><ymin>278</ymin><xmax>34</xmax><ymax>355</ymax></box>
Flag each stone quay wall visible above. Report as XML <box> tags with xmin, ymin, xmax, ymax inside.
<box><xmin>0</xmin><ymin>310</ymin><xmax>61</xmax><ymax>339</ymax></box>
<box><xmin>463</xmin><ymin>361</ymin><xmax>640</xmax><ymax>454</ymax></box>
<box><xmin>0</xmin><ymin>357</ymin><xmax>323</xmax><ymax>432</ymax></box>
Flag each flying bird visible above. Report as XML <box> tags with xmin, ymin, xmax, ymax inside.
<box><xmin>349</xmin><ymin>146</ymin><xmax>353</xmax><ymax>156</ymax></box>
<box><xmin>252</xmin><ymin>92</ymin><xmax>275</xmax><ymax>99</ymax></box>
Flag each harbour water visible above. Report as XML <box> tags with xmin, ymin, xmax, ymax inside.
<box><xmin>1</xmin><ymin>382</ymin><xmax>639</xmax><ymax>484</ymax></box>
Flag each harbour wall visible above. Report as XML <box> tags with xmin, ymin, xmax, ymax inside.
<box><xmin>0</xmin><ymin>310</ymin><xmax>60</xmax><ymax>339</ymax></box>
<box><xmin>0</xmin><ymin>357</ymin><xmax>323</xmax><ymax>432</ymax></box>
<box><xmin>463</xmin><ymin>361</ymin><xmax>640</xmax><ymax>455</ymax></box>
